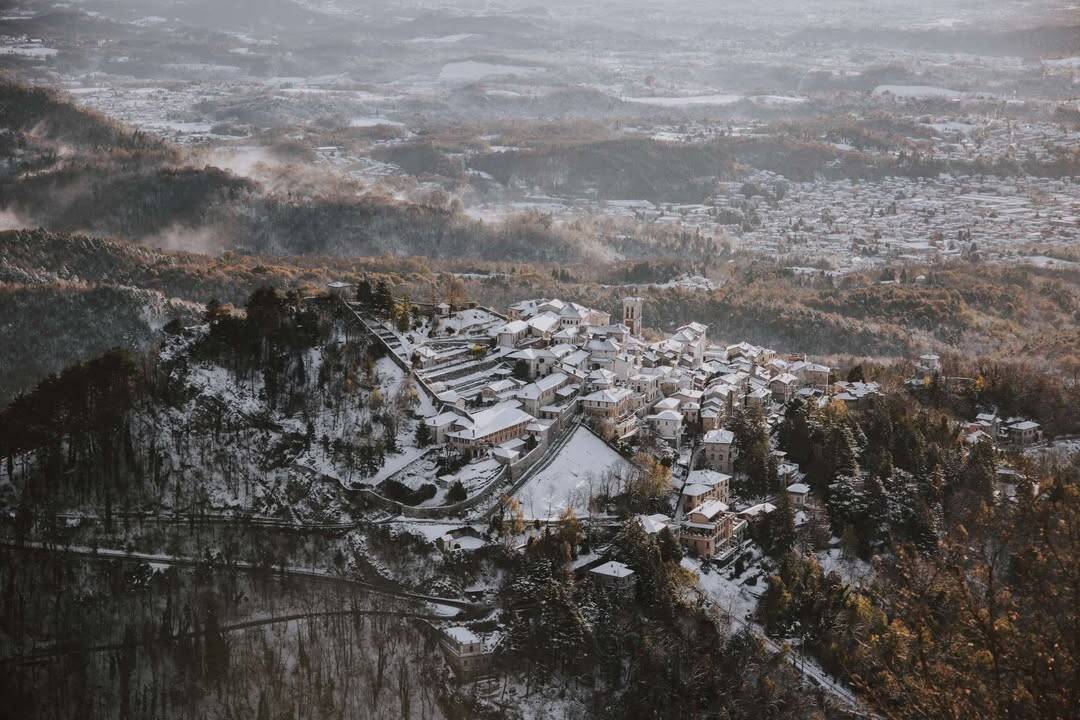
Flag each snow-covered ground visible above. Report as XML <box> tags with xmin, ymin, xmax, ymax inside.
<box><xmin>872</xmin><ymin>84</ymin><xmax>964</xmax><ymax>98</ymax></box>
<box><xmin>1024</xmin><ymin>436</ymin><xmax>1080</xmax><ymax>460</ymax></box>
<box><xmin>683</xmin><ymin>549</ymin><xmax>765</xmax><ymax>622</ymax></box>
<box><xmin>816</xmin><ymin>548</ymin><xmax>875</xmax><ymax>589</ymax></box>
<box><xmin>438</xmin><ymin>61</ymin><xmax>545</xmax><ymax>83</ymax></box>
<box><xmin>512</xmin><ymin>426</ymin><xmax>632</xmax><ymax>519</ymax></box>
<box><xmin>624</xmin><ymin>93</ymin><xmax>743</xmax><ymax>107</ymax></box>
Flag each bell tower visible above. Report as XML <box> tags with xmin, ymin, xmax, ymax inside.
<box><xmin>622</xmin><ymin>296</ymin><xmax>643</xmax><ymax>337</ymax></box>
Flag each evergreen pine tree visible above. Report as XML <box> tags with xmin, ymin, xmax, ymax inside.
<box><xmin>415</xmin><ymin>419</ymin><xmax>432</xmax><ymax>447</ymax></box>
<box><xmin>770</xmin><ymin>490</ymin><xmax>798</xmax><ymax>557</ymax></box>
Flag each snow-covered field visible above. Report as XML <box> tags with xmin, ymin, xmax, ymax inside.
<box><xmin>512</xmin><ymin>427</ymin><xmax>631</xmax><ymax>519</ymax></box>
<box><xmin>872</xmin><ymin>84</ymin><xmax>963</xmax><ymax>98</ymax></box>
<box><xmin>438</xmin><ymin>61</ymin><xmax>545</xmax><ymax>83</ymax></box>
<box><xmin>623</xmin><ymin>93</ymin><xmax>743</xmax><ymax>107</ymax></box>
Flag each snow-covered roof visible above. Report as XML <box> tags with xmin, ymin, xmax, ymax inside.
<box><xmin>688</xmin><ymin>499</ymin><xmax>728</xmax><ymax>520</ymax></box>
<box><xmin>636</xmin><ymin>513</ymin><xmax>673</xmax><ymax>534</ymax></box>
<box><xmin>590</xmin><ymin>561</ymin><xmax>634</xmax><ymax>579</ymax></box>
<box><xmin>448</xmin><ymin>402</ymin><xmax>531</xmax><ymax>440</ymax></box>
<box><xmin>686</xmin><ymin>469</ymin><xmax>730</xmax><ymax>487</ymax></box>
<box><xmin>1009</xmin><ymin>420</ymin><xmax>1040</xmax><ymax>431</ymax></box>
<box><xmin>647</xmin><ymin>409</ymin><xmax>683</xmax><ymax>422</ymax></box>
<box><xmin>497</xmin><ymin>320</ymin><xmax>529</xmax><ymax>334</ymax></box>
<box><xmin>562</xmin><ymin>349</ymin><xmax>590</xmax><ymax>367</ymax></box>
<box><xmin>511</xmin><ymin>347</ymin><xmax>554</xmax><ymax>361</ymax></box>
<box><xmin>518</xmin><ymin>372</ymin><xmax>567</xmax><ymax>400</ymax></box>
<box><xmin>527</xmin><ymin>312</ymin><xmax>561</xmax><ymax>333</ymax></box>
<box><xmin>586</xmin><ymin>337</ymin><xmax>620</xmax><ymax>352</ymax></box>
<box><xmin>445</xmin><ymin>626</ymin><xmax>481</xmax><ymax>645</ymax></box>
<box><xmin>703</xmin><ymin>428</ymin><xmax>735</xmax><ymax>445</ymax></box>
<box><xmin>787</xmin><ymin>482</ymin><xmax>811</xmax><ymax>494</ymax></box>
<box><xmin>582</xmin><ymin>387</ymin><xmax>633</xmax><ymax>404</ymax></box>
<box><xmin>428</xmin><ymin>411</ymin><xmax>465</xmax><ymax>429</ymax></box>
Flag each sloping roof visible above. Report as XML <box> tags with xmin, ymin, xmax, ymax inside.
<box><xmin>686</xmin><ymin>469</ymin><xmax>731</xmax><ymax>487</ymax></box>
<box><xmin>739</xmin><ymin>502</ymin><xmax>776</xmax><ymax>517</ymax></box>
<box><xmin>636</xmin><ymin>514</ymin><xmax>673</xmax><ymax>534</ymax></box>
<box><xmin>703</xmin><ymin>428</ymin><xmax>735</xmax><ymax>445</ymax></box>
<box><xmin>582</xmin><ymin>387</ymin><xmax>633</xmax><ymax>404</ymax></box>
<box><xmin>448</xmin><ymin>402</ymin><xmax>531</xmax><ymax>440</ymax></box>
<box><xmin>648</xmin><ymin>409</ymin><xmax>683</xmax><ymax>422</ymax></box>
<box><xmin>1009</xmin><ymin>420</ymin><xmax>1040</xmax><ymax>431</ymax></box>
<box><xmin>497</xmin><ymin>320</ymin><xmax>529</xmax><ymax>334</ymax></box>
<box><xmin>688</xmin><ymin>499</ymin><xmax>728</xmax><ymax>520</ymax></box>
<box><xmin>590</xmin><ymin>561</ymin><xmax>634</xmax><ymax>579</ymax></box>
<box><xmin>518</xmin><ymin>373</ymin><xmax>567</xmax><ymax>400</ymax></box>
<box><xmin>527</xmin><ymin>312</ymin><xmax>562</xmax><ymax>333</ymax></box>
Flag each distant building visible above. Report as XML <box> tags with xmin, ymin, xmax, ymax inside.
<box><xmin>786</xmin><ymin>482</ymin><xmax>811</xmax><ymax>508</ymax></box>
<box><xmin>326</xmin><ymin>280</ymin><xmax>353</xmax><ymax>298</ymax></box>
<box><xmin>1005</xmin><ymin>419</ymin><xmax>1043</xmax><ymax>448</ymax></box>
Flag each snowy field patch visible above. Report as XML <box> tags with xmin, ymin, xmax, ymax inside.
<box><xmin>513</xmin><ymin>426</ymin><xmax>631</xmax><ymax>519</ymax></box>
<box><xmin>623</xmin><ymin>93</ymin><xmax>742</xmax><ymax>107</ymax></box>
<box><xmin>439</xmin><ymin>61</ymin><xmax>545</xmax><ymax>83</ymax></box>
<box><xmin>873</xmin><ymin>84</ymin><xmax>962</xmax><ymax>98</ymax></box>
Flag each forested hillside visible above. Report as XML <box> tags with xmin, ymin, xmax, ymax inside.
<box><xmin>0</xmin><ymin>80</ymin><xmax>684</xmax><ymax>264</ymax></box>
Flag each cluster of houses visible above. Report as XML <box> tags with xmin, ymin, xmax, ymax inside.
<box><xmin>409</xmin><ymin>296</ymin><xmax>840</xmax><ymax>472</ymax></box>
<box><xmin>392</xmin><ymin>296</ymin><xmax>852</xmax><ymax>567</ymax></box>
<box><xmin>413</xmin><ymin>299</ymin><xmax>1050</xmax><ymax>681</ymax></box>
<box><xmin>963</xmin><ymin>410</ymin><xmax>1044</xmax><ymax>450</ymax></box>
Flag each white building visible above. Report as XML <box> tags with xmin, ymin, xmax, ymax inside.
<box><xmin>646</xmin><ymin>408</ymin><xmax>683</xmax><ymax>444</ymax></box>
<box><xmin>702</xmin><ymin>428</ymin><xmax>736</xmax><ymax>474</ymax></box>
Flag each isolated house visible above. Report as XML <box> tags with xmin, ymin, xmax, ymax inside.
<box><xmin>589</xmin><ymin>561</ymin><xmax>636</xmax><ymax>591</ymax></box>
<box><xmin>1005</xmin><ymin>420</ymin><xmax>1042</xmax><ymax>448</ymax></box>
<box><xmin>786</xmin><ymin>482</ymin><xmax>811</xmax><ymax>507</ymax></box>
<box><xmin>441</xmin><ymin>626</ymin><xmax>493</xmax><ymax>679</ymax></box>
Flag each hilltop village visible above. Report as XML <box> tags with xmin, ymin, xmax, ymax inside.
<box><xmin>321</xmin><ymin>278</ymin><xmax>1055</xmax><ymax>682</ymax></box>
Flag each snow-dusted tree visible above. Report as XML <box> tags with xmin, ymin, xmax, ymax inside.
<box><xmin>414</xmin><ymin>419</ymin><xmax>431</xmax><ymax>447</ymax></box>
